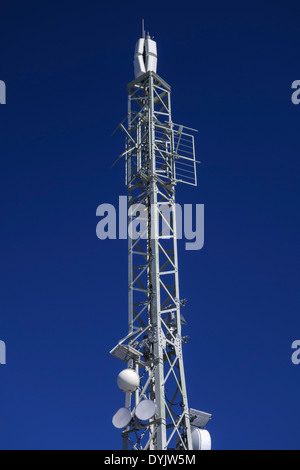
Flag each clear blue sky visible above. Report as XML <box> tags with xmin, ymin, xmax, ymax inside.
<box><xmin>0</xmin><ymin>0</ymin><xmax>299</xmax><ymax>450</ymax></box>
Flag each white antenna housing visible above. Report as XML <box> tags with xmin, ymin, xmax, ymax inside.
<box><xmin>117</xmin><ymin>368</ymin><xmax>140</xmax><ymax>392</ymax></box>
<box><xmin>134</xmin><ymin>38</ymin><xmax>146</xmax><ymax>78</ymax></box>
<box><xmin>145</xmin><ymin>38</ymin><xmax>157</xmax><ymax>73</ymax></box>
<box><xmin>133</xmin><ymin>34</ymin><xmax>157</xmax><ymax>78</ymax></box>
<box><xmin>191</xmin><ymin>428</ymin><xmax>212</xmax><ymax>450</ymax></box>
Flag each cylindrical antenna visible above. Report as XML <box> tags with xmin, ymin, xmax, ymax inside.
<box><xmin>142</xmin><ymin>19</ymin><xmax>145</xmax><ymax>39</ymax></box>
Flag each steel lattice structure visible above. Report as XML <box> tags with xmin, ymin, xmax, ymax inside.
<box><xmin>110</xmin><ymin>35</ymin><xmax>210</xmax><ymax>450</ymax></box>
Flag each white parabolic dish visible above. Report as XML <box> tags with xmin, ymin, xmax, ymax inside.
<box><xmin>112</xmin><ymin>407</ymin><xmax>132</xmax><ymax>429</ymax></box>
<box><xmin>191</xmin><ymin>427</ymin><xmax>211</xmax><ymax>450</ymax></box>
<box><xmin>135</xmin><ymin>399</ymin><xmax>157</xmax><ymax>421</ymax></box>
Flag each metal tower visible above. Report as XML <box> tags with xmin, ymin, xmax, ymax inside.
<box><xmin>110</xmin><ymin>30</ymin><xmax>211</xmax><ymax>450</ymax></box>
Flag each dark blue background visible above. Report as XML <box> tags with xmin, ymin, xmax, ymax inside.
<box><xmin>0</xmin><ymin>0</ymin><xmax>299</xmax><ymax>449</ymax></box>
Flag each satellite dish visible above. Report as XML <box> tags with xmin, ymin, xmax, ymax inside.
<box><xmin>135</xmin><ymin>399</ymin><xmax>157</xmax><ymax>421</ymax></box>
<box><xmin>112</xmin><ymin>407</ymin><xmax>132</xmax><ymax>429</ymax></box>
<box><xmin>191</xmin><ymin>427</ymin><xmax>211</xmax><ymax>450</ymax></box>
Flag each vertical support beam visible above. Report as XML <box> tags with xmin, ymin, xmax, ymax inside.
<box><xmin>148</xmin><ymin>74</ymin><xmax>167</xmax><ymax>449</ymax></box>
<box><xmin>123</xmin><ymin>95</ymin><xmax>133</xmax><ymax>451</ymax></box>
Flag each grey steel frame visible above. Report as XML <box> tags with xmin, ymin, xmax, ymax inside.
<box><xmin>111</xmin><ymin>71</ymin><xmax>198</xmax><ymax>450</ymax></box>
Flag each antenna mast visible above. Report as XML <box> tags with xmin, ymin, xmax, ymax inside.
<box><xmin>110</xmin><ymin>28</ymin><xmax>212</xmax><ymax>451</ymax></box>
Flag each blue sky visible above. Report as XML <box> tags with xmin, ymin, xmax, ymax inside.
<box><xmin>0</xmin><ymin>0</ymin><xmax>299</xmax><ymax>449</ymax></box>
